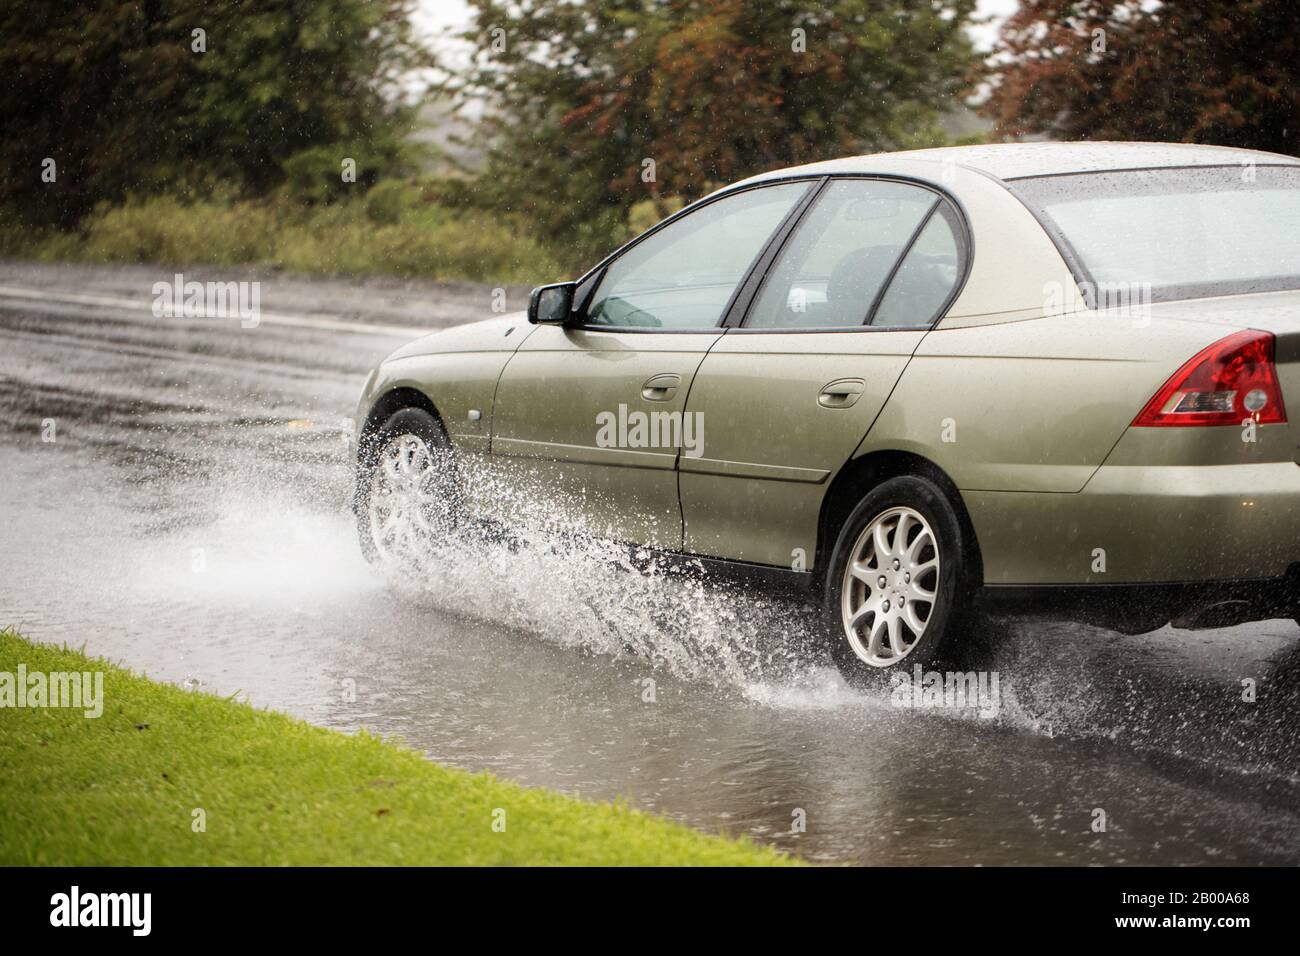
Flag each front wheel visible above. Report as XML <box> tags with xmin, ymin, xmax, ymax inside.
<box><xmin>355</xmin><ymin>407</ymin><xmax>460</xmax><ymax>567</ymax></box>
<box><xmin>822</xmin><ymin>475</ymin><xmax>976</xmax><ymax>686</ymax></box>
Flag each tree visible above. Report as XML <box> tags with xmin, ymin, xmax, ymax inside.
<box><xmin>983</xmin><ymin>0</ymin><xmax>1300</xmax><ymax>156</ymax></box>
<box><xmin>452</xmin><ymin>0</ymin><xmax>977</xmax><ymax>248</ymax></box>
<box><xmin>0</xmin><ymin>0</ymin><xmax>429</xmax><ymax>226</ymax></box>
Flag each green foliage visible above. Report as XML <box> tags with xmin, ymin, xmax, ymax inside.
<box><xmin>7</xmin><ymin>194</ymin><xmax>565</xmax><ymax>285</ymax></box>
<box><xmin>452</xmin><ymin>0</ymin><xmax>977</xmax><ymax>243</ymax></box>
<box><xmin>984</xmin><ymin>0</ymin><xmax>1300</xmax><ymax>155</ymax></box>
<box><xmin>281</xmin><ymin>145</ymin><xmax>399</xmax><ymax>207</ymax></box>
<box><xmin>626</xmin><ymin>196</ymin><xmax>687</xmax><ymax>237</ymax></box>
<box><xmin>77</xmin><ymin>196</ymin><xmax>282</xmax><ymax>266</ymax></box>
<box><xmin>0</xmin><ymin>0</ymin><xmax>986</xmax><ymax>282</ymax></box>
<box><xmin>0</xmin><ymin>631</ymin><xmax>791</xmax><ymax>865</ymax></box>
<box><xmin>0</xmin><ymin>0</ymin><xmax>430</xmax><ymax>227</ymax></box>
<box><xmin>271</xmin><ymin>209</ymin><xmax>566</xmax><ymax>283</ymax></box>
<box><xmin>364</xmin><ymin>179</ymin><xmax>417</xmax><ymax>225</ymax></box>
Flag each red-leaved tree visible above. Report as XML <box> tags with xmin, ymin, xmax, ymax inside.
<box><xmin>984</xmin><ymin>0</ymin><xmax>1300</xmax><ymax>156</ymax></box>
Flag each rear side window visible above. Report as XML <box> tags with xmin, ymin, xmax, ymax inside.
<box><xmin>744</xmin><ymin>180</ymin><xmax>937</xmax><ymax>329</ymax></box>
<box><xmin>872</xmin><ymin>204</ymin><xmax>965</xmax><ymax>328</ymax></box>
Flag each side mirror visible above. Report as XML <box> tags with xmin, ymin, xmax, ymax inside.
<box><xmin>528</xmin><ymin>281</ymin><xmax>576</xmax><ymax>325</ymax></box>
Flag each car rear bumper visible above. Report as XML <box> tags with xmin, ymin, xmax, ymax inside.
<box><xmin>964</xmin><ymin>461</ymin><xmax>1300</xmax><ymax>586</ymax></box>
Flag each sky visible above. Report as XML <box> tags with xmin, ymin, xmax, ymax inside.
<box><xmin>412</xmin><ymin>0</ymin><xmax>474</xmax><ymax>38</ymax></box>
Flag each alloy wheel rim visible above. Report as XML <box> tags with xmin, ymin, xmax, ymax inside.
<box><xmin>840</xmin><ymin>505</ymin><xmax>940</xmax><ymax>667</ymax></box>
<box><xmin>366</xmin><ymin>433</ymin><xmax>450</xmax><ymax>565</ymax></box>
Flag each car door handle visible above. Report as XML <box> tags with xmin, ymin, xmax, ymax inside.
<box><xmin>642</xmin><ymin>373</ymin><xmax>681</xmax><ymax>402</ymax></box>
<box><xmin>818</xmin><ymin>378</ymin><xmax>866</xmax><ymax>409</ymax></box>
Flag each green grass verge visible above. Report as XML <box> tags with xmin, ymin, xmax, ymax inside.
<box><xmin>0</xmin><ymin>630</ymin><xmax>791</xmax><ymax>866</ymax></box>
<box><xmin>1</xmin><ymin>193</ymin><xmax>572</xmax><ymax>285</ymax></box>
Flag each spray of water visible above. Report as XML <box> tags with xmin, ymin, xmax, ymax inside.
<box><xmin>366</xmin><ymin>453</ymin><xmax>827</xmax><ymax>693</ymax></box>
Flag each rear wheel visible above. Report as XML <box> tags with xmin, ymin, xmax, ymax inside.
<box><xmin>355</xmin><ymin>408</ymin><xmax>460</xmax><ymax>567</ymax></box>
<box><xmin>823</xmin><ymin>475</ymin><xmax>976</xmax><ymax>686</ymax></box>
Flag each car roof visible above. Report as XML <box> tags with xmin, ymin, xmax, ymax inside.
<box><xmin>753</xmin><ymin>141</ymin><xmax>1300</xmax><ymax>183</ymax></box>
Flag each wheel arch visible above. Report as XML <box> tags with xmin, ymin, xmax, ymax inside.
<box><xmin>357</xmin><ymin>387</ymin><xmax>448</xmax><ymax>464</ymax></box>
<box><xmin>814</xmin><ymin>450</ymin><xmax>985</xmax><ymax>590</ymax></box>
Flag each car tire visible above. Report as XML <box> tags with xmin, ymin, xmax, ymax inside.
<box><xmin>822</xmin><ymin>474</ymin><xmax>976</xmax><ymax>688</ymax></box>
<box><xmin>355</xmin><ymin>407</ymin><xmax>460</xmax><ymax>566</ymax></box>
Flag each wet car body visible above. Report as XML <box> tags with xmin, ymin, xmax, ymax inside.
<box><xmin>353</xmin><ymin>142</ymin><xmax>1300</xmax><ymax>676</ymax></box>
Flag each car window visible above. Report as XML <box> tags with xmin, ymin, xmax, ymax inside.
<box><xmin>871</xmin><ymin>203</ymin><xmax>964</xmax><ymax>327</ymax></box>
<box><xmin>743</xmin><ymin>179</ymin><xmax>937</xmax><ymax>329</ymax></box>
<box><xmin>585</xmin><ymin>182</ymin><xmax>809</xmax><ymax>329</ymax></box>
<box><xmin>1009</xmin><ymin>166</ymin><xmax>1300</xmax><ymax>302</ymax></box>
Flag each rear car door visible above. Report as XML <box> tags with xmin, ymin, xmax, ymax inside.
<box><xmin>680</xmin><ymin>178</ymin><xmax>968</xmax><ymax>567</ymax></box>
<box><xmin>488</xmin><ymin>180</ymin><xmax>812</xmax><ymax>549</ymax></box>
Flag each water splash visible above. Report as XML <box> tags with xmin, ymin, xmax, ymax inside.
<box><xmin>370</xmin><ymin>459</ymin><xmax>826</xmax><ymax>691</ymax></box>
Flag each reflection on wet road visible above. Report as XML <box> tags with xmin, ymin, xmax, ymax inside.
<box><xmin>2</xmin><ymin>262</ymin><xmax>1298</xmax><ymax>864</ymax></box>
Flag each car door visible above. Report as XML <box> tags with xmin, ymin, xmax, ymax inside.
<box><xmin>488</xmin><ymin>180</ymin><xmax>813</xmax><ymax>549</ymax></box>
<box><xmin>680</xmin><ymin>178</ymin><xmax>968</xmax><ymax>567</ymax></box>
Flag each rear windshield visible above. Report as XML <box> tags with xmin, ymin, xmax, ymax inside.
<box><xmin>1008</xmin><ymin>165</ymin><xmax>1300</xmax><ymax>303</ymax></box>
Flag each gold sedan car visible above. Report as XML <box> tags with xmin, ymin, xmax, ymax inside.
<box><xmin>353</xmin><ymin>142</ymin><xmax>1300</xmax><ymax>684</ymax></box>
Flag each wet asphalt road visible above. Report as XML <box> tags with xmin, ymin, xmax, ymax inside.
<box><xmin>1</xmin><ymin>260</ymin><xmax>1298</xmax><ymax>865</ymax></box>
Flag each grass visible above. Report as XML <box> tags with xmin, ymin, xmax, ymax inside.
<box><xmin>0</xmin><ymin>630</ymin><xmax>792</xmax><ymax>866</ymax></box>
<box><xmin>0</xmin><ymin>182</ymin><xmax>676</xmax><ymax>285</ymax></box>
<box><xmin>0</xmin><ymin>192</ymin><xmax>571</xmax><ymax>286</ymax></box>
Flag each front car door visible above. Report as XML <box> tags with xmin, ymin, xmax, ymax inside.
<box><xmin>679</xmin><ymin>177</ymin><xmax>969</xmax><ymax>568</ymax></box>
<box><xmin>487</xmin><ymin>180</ymin><xmax>813</xmax><ymax>548</ymax></box>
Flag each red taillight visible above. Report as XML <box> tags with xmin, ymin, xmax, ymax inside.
<box><xmin>1133</xmin><ymin>329</ymin><xmax>1288</xmax><ymax>427</ymax></box>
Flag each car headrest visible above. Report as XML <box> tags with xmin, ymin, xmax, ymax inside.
<box><xmin>826</xmin><ymin>246</ymin><xmax>894</xmax><ymax>319</ymax></box>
